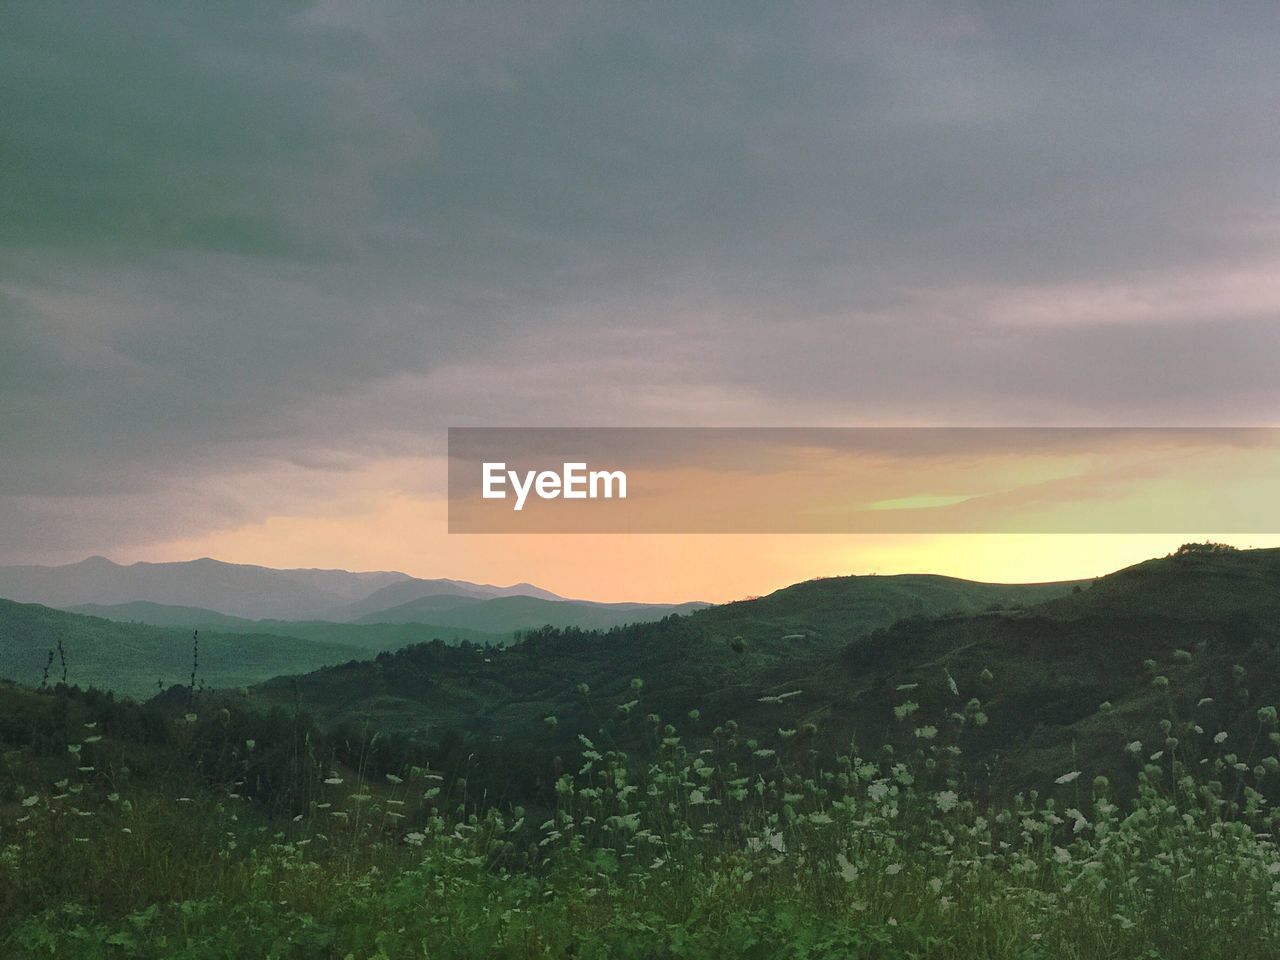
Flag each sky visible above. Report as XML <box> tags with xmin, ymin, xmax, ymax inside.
<box><xmin>2</xmin><ymin>2</ymin><xmax>1279</xmax><ymax>602</ymax></box>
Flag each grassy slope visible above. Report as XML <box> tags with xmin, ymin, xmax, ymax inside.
<box><xmin>0</xmin><ymin>600</ymin><xmax>370</xmax><ymax>700</ymax></box>
<box><xmin>5</xmin><ymin>552</ymin><xmax>1280</xmax><ymax>956</ymax></box>
<box><xmin>65</xmin><ymin>600</ymin><xmax>509</xmax><ymax>650</ymax></box>
<box><xmin>246</xmin><ymin>572</ymin><xmax>1080</xmax><ymax>756</ymax></box>
<box><xmin>4</xmin><ymin>664</ymin><xmax>1280</xmax><ymax>959</ymax></box>
<box><xmin>354</xmin><ymin>592</ymin><xmax>709</xmax><ymax>631</ymax></box>
<box><xmin>248</xmin><ymin>549</ymin><xmax>1280</xmax><ymax>800</ymax></box>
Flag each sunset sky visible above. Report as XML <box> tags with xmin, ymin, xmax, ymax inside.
<box><xmin>3</xmin><ymin>3</ymin><xmax>1278</xmax><ymax>602</ymax></box>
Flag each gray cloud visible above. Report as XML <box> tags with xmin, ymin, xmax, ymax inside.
<box><xmin>2</xmin><ymin>1</ymin><xmax>1279</xmax><ymax>561</ymax></box>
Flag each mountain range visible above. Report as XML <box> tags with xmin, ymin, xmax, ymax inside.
<box><xmin>0</xmin><ymin>557</ymin><xmax>709</xmax><ymax>696</ymax></box>
<box><xmin>6</xmin><ymin>544</ymin><xmax>1275</xmax><ymax>806</ymax></box>
<box><xmin>0</xmin><ymin>562</ymin><xmax>1075</xmax><ymax>701</ymax></box>
<box><xmin>0</xmin><ymin>556</ymin><xmax>573</xmax><ymax>621</ymax></box>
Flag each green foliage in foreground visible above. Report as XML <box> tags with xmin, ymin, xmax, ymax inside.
<box><xmin>5</xmin><ymin>669</ymin><xmax>1280</xmax><ymax>959</ymax></box>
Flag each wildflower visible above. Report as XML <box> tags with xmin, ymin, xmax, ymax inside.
<box><xmin>21</xmin><ymin>795</ymin><xmax>39</xmax><ymax>808</ymax></box>
<box><xmin>836</xmin><ymin>854</ymin><xmax>858</xmax><ymax>882</ymax></box>
<box><xmin>936</xmin><ymin>790</ymin><xmax>959</xmax><ymax>813</ymax></box>
<box><xmin>385</xmin><ymin>773</ymin><xmax>403</xmax><ymax>785</ymax></box>
<box><xmin>885</xmin><ymin>863</ymin><xmax>903</xmax><ymax>876</ymax></box>
<box><xmin>1055</xmin><ymin>771</ymin><xmax>1082</xmax><ymax>785</ymax></box>
<box><xmin>757</xmin><ymin>690</ymin><xmax>802</xmax><ymax>704</ymax></box>
<box><xmin>324</xmin><ymin>777</ymin><xmax>344</xmax><ymax>786</ymax></box>
<box><xmin>1214</xmin><ymin>731</ymin><xmax>1229</xmax><ymax>744</ymax></box>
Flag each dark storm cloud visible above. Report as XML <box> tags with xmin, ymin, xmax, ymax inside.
<box><xmin>2</xmin><ymin>1</ymin><xmax>1279</xmax><ymax>559</ymax></box>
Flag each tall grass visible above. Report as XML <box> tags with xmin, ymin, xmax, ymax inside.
<box><xmin>3</xmin><ymin>663</ymin><xmax>1280</xmax><ymax>958</ymax></box>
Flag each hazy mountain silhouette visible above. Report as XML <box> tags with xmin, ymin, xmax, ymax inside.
<box><xmin>0</xmin><ymin>557</ymin><xmax>564</xmax><ymax>621</ymax></box>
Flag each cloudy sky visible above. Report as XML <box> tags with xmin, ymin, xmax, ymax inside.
<box><xmin>3</xmin><ymin>2</ymin><xmax>1278</xmax><ymax>599</ymax></box>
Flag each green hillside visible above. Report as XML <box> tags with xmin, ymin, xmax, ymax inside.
<box><xmin>246</xmin><ymin>547</ymin><xmax>1278</xmax><ymax>802</ymax></box>
<box><xmin>0</xmin><ymin>600</ymin><xmax>371</xmax><ymax>699</ymax></box>
<box><xmin>5</xmin><ymin>547</ymin><xmax>1280</xmax><ymax>958</ymax></box>
<box><xmin>67</xmin><ymin>600</ymin><xmax>263</xmax><ymax>629</ymax></box>
<box><xmin>65</xmin><ymin>600</ymin><xmax>508</xmax><ymax>650</ymax></box>
<box><xmin>354</xmin><ymin>593</ymin><xmax>709</xmax><ymax>631</ymax></box>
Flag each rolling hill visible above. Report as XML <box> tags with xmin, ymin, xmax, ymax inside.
<box><xmin>245</xmin><ymin>545</ymin><xmax>1280</xmax><ymax>802</ymax></box>
<box><xmin>351</xmin><ymin>593</ymin><xmax>710</xmax><ymax>632</ymax></box>
<box><xmin>247</xmin><ymin>570</ymin><xmax>1082</xmax><ymax>743</ymax></box>
<box><xmin>320</xmin><ymin>577</ymin><xmax>563</xmax><ymax>621</ymax></box>
<box><xmin>0</xmin><ymin>599</ymin><xmax>374</xmax><ymax>699</ymax></box>
<box><xmin>64</xmin><ymin>600</ymin><xmax>508</xmax><ymax>650</ymax></box>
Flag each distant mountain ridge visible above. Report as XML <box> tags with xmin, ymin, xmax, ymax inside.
<box><xmin>319</xmin><ymin>577</ymin><xmax>564</xmax><ymax>622</ymax></box>
<box><xmin>65</xmin><ymin>594</ymin><xmax>709</xmax><ymax>638</ymax></box>
<box><xmin>352</xmin><ymin>594</ymin><xmax>710</xmax><ymax>632</ymax></box>
<box><xmin>0</xmin><ymin>557</ymin><xmax>567</xmax><ymax>621</ymax></box>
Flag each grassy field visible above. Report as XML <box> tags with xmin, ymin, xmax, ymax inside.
<box><xmin>3</xmin><ymin>546</ymin><xmax>1278</xmax><ymax>956</ymax></box>
<box><xmin>3</xmin><ymin>658</ymin><xmax>1279</xmax><ymax>959</ymax></box>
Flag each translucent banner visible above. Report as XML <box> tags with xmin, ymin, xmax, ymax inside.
<box><xmin>448</xmin><ymin>427</ymin><xmax>1280</xmax><ymax>533</ymax></box>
